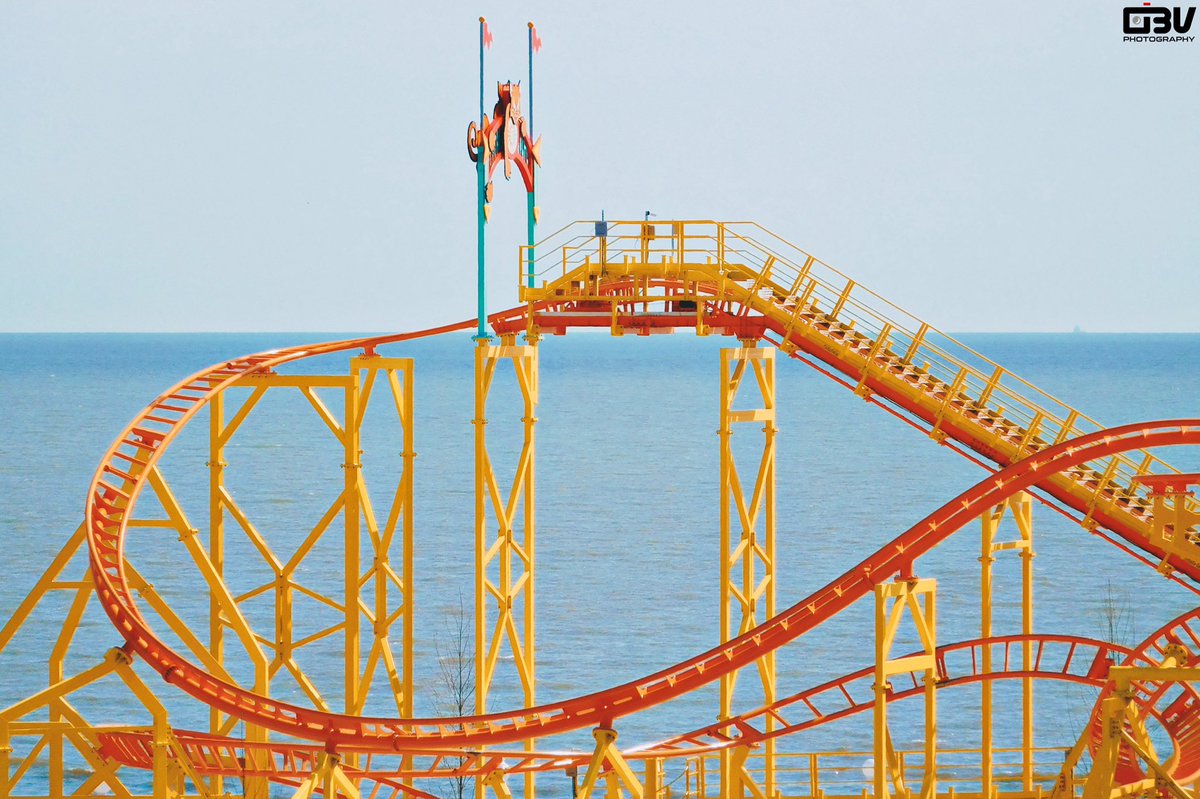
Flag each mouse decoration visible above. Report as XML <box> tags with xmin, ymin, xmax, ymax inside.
<box><xmin>467</xmin><ymin>81</ymin><xmax>541</xmax><ymax>219</ymax></box>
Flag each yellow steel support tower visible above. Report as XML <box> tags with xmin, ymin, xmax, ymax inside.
<box><xmin>0</xmin><ymin>355</ymin><xmax>415</xmax><ymax>798</ymax></box>
<box><xmin>474</xmin><ymin>336</ymin><xmax>538</xmax><ymax>799</ymax></box>
<box><xmin>874</xmin><ymin>576</ymin><xmax>938</xmax><ymax>799</ymax></box>
<box><xmin>201</xmin><ymin>356</ymin><xmax>419</xmax><ymax>794</ymax></box>
<box><xmin>979</xmin><ymin>491</ymin><xmax>1035</xmax><ymax>799</ymax></box>
<box><xmin>719</xmin><ymin>342</ymin><xmax>777</xmax><ymax>799</ymax></box>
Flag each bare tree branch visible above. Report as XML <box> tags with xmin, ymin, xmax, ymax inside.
<box><xmin>432</xmin><ymin>593</ymin><xmax>475</xmax><ymax>799</ymax></box>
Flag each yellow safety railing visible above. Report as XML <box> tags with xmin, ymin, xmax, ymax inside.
<box><xmin>679</xmin><ymin>746</ymin><xmax>1080</xmax><ymax>799</ymax></box>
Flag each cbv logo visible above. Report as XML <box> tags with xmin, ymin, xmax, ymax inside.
<box><xmin>1124</xmin><ymin>4</ymin><xmax>1197</xmax><ymax>33</ymax></box>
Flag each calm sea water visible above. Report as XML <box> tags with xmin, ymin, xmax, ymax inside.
<box><xmin>0</xmin><ymin>332</ymin><xmax>1197</xmax><ymax>796</ymax></box>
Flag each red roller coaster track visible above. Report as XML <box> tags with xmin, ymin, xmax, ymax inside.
<box><xmin>81</xmin><ymin>309</ymin><xmax>1200</xmax><ymax>754</ymax></box>
<box><xmin>92</xmin><ymin>634</ymin><xmax>1145</xmax><ymax>782</ymax></box>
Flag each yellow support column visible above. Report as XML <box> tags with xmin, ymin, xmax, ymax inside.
<box><xmin>974</xmin><ymin>491</ymin><xmax>1032</xmax><ymax>796</ymax></box>
<box><xmin>345</xmin><ymin>364</ymin><xmax>362</xmax><ymax>724</ymax></box>
<box><xmin>349</xmin><ymin>356</ymin><xmax>416</xmax><ymax>781</ymax></box>
<box><xmin>209</xmin><ymin>385</ymin><xmax>271</xmax><ymax>799</ymax></box>
<box><xmin>980</xmin><ymin>506</ymin><xmax>993</xmax><ymax>799</ymax></box>
<box><xmin>474</xmin><ymin>336</ymin><xmax>538</xmax><ymax>799</ymax></box>
<box><xmin>208</xmin><ymin>387</ymin><xmax>228</xmax><ymax>799</ymax></box>
<box><xmin>874</xmin><ymin>576</ymin><xmax>937</xmax><ymax>799</ymax></box>
<box><xmin>1019</xmin><ymin>497</ymin><xmax>1035</xmax><ymax>795</ymax></box>
<box><xmin>645</xmin><ymin>757</ymin><xmax>662</xmax><ymax>799</ymax></box>
<box><xmin>0</xmin><ymin>720</ymin><xmax>9</xmax><ymax>799</ymax></box>
<box><xmin>719</xmin><ymin>342</ymin><xmax>776</xmax><ymax>799</ymax></box>
<box><xmin>979</xmin><ymin>491</ymin><xmax>1034</xmax><ymax>799</ymax></box>
<box><xmin>46</xmin><ymin>574</ymin><xmax>95</xmax><ymax>799</ymax></box>
<box><xmin>348</xmin><ymin>357</ymin><xmax>416</xmax><ymax>719</ymax></box>
<box><xmin>344</xmin><ymin>356</ymin><xmax>419</xmax><ymax>777</ymax></box>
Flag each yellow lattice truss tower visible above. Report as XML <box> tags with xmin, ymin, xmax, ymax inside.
<box><xmin>0</xmin><ymin>355</ymin><xmax>415</xmax><ymax>799</ymax></box>
<box><xmin>474</xmin><ymin>336</ymin><xmax>538</xmax><ymax>799</ymax></box>
<box><xmin>718</xmin><ymin>342</ymin><xmax>777</xmax><ymax>799</ymax></box>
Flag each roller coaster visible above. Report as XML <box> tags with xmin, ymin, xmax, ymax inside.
<box><xmin>2</xmin><ymin>220</ymin><xmax>1199</xmax><ymax>799</ymax></box>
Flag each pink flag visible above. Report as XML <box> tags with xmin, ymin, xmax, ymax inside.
<box><xmin>530</xmin><ymin>23</ymin><xmax>542</xmax><ymax>53</ymax></box>
<box><xmin>482</xmin><ymin>20</ymin><xmax>493</xmax><ymax>49</ymax></box>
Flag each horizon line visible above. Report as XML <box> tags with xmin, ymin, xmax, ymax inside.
<box><xmin>2</xmin><ymin>329</ymin><xmax>1200</xmax><ymax>336</ymax></box>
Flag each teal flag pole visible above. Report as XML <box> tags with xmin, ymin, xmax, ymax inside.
<box><xmin>476</xmin><ymin>17</ymin><xmax>489</xmax><ymax>339</ymax></box>
<box><xmin>526</xmin><ymin>22</ymin><xmax>536</xmax><ymax>291</ymax></box>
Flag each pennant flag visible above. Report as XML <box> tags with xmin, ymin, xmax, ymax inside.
<box><xmin>530</xmin><ymin>23</ymin><xmax>542</xmax><ymax>53</ymax></box>
<box><xmin>482</xmin><ymin>19</ymin><xmax>493</xmax><ymax>49</ymax></box>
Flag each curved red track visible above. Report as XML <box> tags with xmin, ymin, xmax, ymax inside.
<box><xmin>94</xmin><ymin>634</ymin><xmax>1145</xmax><ymax>784</ymax></box>
<box><xmin>81</xmin><ymin>316</ymin><xmax>1200</xmax><ymax>750</ymax></box>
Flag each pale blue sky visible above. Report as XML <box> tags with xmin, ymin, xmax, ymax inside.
<box><xmin>2</xmin><ymin>2</ymin><xmax>1196</xmax><ymax>332</ymax></box>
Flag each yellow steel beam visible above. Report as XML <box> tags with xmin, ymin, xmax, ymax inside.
<box><xmin>46</xmin><ymin>565</ymin><xmax>92</xmax><ymax>797</ymax></box>
<box><xmin>345</xmin><ymin>363</ymin><xmax>363</xmax><ymax>735</ymax></box>
<box><xmin>0</xmin><ymin>650</ymin><xmax>121</xmax><ymax>723</ymax></box>
<box><xmin>208</xmin><ymin>385</ymin><xmax>228</xmax><ymax>798</ymax></box>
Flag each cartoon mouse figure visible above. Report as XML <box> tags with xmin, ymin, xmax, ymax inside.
<box><xmin>467</xmin><ymin>81</ymin><xmax>542</xmax><ymax>211</ymax></box>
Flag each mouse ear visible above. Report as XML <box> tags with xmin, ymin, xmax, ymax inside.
<box><xmin>466</xmin><ymin>122</ymin><xmax>480</xmax><ymax>161</ymax></box>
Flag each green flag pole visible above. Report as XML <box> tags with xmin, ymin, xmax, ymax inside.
<box><xmin>526</xmin><ymin>22</ymin><xmax>536</xmax><ymax>291</ymax></box>
<box><xmin>476</xmin><ymin>17</ymin><xmax>489</xmax><ymax>340</ymax></box>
